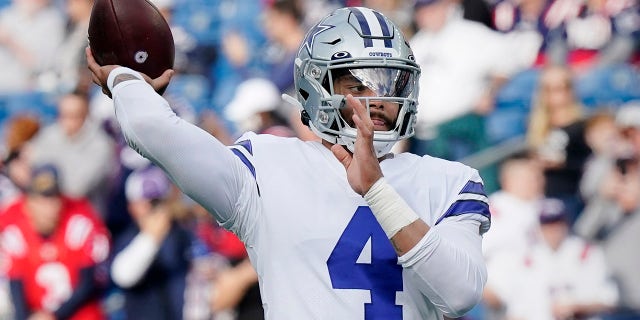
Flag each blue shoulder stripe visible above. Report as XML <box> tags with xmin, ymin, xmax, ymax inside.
<box><xmin>230</xmin><ymin>140</ymin><xmax>260</xmax><ymax>196</ymax></box>
<box><xmin>459</xmin><ymin>180</ymin><xmax>485</xmax><ymax>196</ymax></box>
<box><xmin>231</xmin><ymin>149</ymin><xmax>256</xmax><ymax>179</ymax></box>
<box><xmin>435</xmin><ymin>199</ymin><xmax>490</xmax><ymax>225</ymax></box>
<box><xmin>235</xmin><ymin>139</ymin><xmax>253</xmax><ymax>155</ymax></box>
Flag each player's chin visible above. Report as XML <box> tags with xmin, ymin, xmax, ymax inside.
<box><xmin>373</xmin><ymin>124</ymin><xmax>391</xmax><ymax>131</ymax></box>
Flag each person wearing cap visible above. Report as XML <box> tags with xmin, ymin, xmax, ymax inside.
<box><xmin>109</xmin><ymin>165</ymin><xmax>193</xmax><ymax>320</ymax></box>
<box><xmin>29</xmin><ymin>91</ymin><xmax>115</xmax><ymax>218</ymax></box>
<box><xmin>485</xmin><ymin>198</ymin><xmax>618</xmax><ymax>320</ymax></box>
<box><xmin>482</xmin><ymin>153</ymin><xmax>544</xmax><ymax>263</ymax></box>
<box><xmin>407</xmin><ymin>0</ymin><xmax>520</xmax><ymax>161</ymax></box>
<box><xmin>575</xmin><ymin>101</ymin><xmax>640</xmax><ymax>319</ymax></box>
<box><xmin>1</xmin><ymin>163</ymin><xmax>110</xmax><ymax>320</ymax></box>
<box><xmin>224</xmin><ymin>77</ymin><xmax>295</xmax><ymax>138</ymax></box>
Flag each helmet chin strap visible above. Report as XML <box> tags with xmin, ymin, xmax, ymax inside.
<box><xmin>341</xmin><ymin>136</ymin><xmax>396</xmax><ymax>159</ymax></box>
<box><xmin>282</xmin><ymin>93</ymin><xmax>303</xmax><ymax>110</ymax></box>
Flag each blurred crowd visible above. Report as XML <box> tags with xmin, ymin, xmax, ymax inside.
<box><xmin>0</xmin><ymin>0</ymin><xmax>638</xmax><ymax>319</ymax></box>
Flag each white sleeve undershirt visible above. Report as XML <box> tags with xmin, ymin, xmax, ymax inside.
<box><xmin>110</xmin><ymin>233</ymin><xmax>159</xmax><ymax>288</ymax></box>
<box><xmin>398</xmin><ymin>218</ymin><xmax>487</xmax><ymax>318</ymax></box>
<box><xmin>108</xmin><ymin>67</ymin><xmax>259</xmax><ymax>240</ymax></box>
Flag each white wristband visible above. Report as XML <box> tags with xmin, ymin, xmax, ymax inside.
<box><xmin>107</xmin><ymin>66</ymin><xmax>144</xmax><ymax>92</ymax></box>
<box><xmin>364</xmin><ymin>177</ymin><xmax>420</xmax><ymax>238</ymax></box>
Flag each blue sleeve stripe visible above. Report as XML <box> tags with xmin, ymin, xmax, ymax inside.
<box><xmin>231</xmin><ymin>149</ymin><xmax>256</xmax><ymax>180</ymax></box>
<box><xmin>234</xmin><ymin>139</ymin><xmax>253</xmax><ymax>155</ymax></box>
<box><xmin>435</xmin><ymin>199</ymin><xmax>491</xmax><ymax>225</ymax></box>
<box><xmin>459</xmin><ymin>180</ymin><xmax>486</xmax><ymax>196</ymax></box>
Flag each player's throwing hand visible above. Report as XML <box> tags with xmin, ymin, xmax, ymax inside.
<box><xmin>331</xmin><ymin>94</ymin><xmax>384</xmax><ymax>196</ymax></box>
<box><xmin>86</xmin><ymin>47</ymin><xmax>174</xmax><ymax>98</ymax></box>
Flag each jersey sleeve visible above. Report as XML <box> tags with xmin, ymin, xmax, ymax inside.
<box><xmin>111</xmin><ymin>76</ymin><xmax>260</xmax><ymax>242</ymax></box>
<box><xmin>396</xmin><ymin>163</ymin><xmax>490</xmax><ymax>317</ymax></box>
<box><xmin>434</xmin><ymin>169</ymin><xmax>491</xmax><ymax>235</ymax></box>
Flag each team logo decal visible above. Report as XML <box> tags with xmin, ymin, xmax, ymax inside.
<box><xmin>134</xmin><ymin>51</ymin><xmax>149</xmax><ymax>64</ymax></box>
<box><xmin>303</xmin><ymin>23</ymin><xmax>335</xmax><ymax>54</ymax></box>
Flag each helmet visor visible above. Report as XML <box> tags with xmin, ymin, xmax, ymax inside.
<box><xmin>346</xmin><ymin>67</ymin><xmax>416</xmax><ymax>98</ymax></box>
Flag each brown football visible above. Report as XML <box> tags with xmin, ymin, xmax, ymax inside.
<box><xmin>88</xmin><ymin>0</ymin><xmax>174</xmax><ymax>79</ymax></box>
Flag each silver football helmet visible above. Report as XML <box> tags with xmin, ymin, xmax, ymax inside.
<box><xmin>289</xmin><ymin>7</ymin><xmax>420</xmax><ymax>157</ymax></box>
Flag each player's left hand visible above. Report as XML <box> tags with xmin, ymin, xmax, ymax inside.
<box><xmin>331</xmin><ymin>94</ymin><xmax>383</xmax><ymax>195</ymax></box>
<box><xmin>86</xmin><ymin>46</ymin><xmax>174</xmax><ymax>98</ymax></box>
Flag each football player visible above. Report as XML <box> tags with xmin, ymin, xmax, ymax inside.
<box><xmin>87</xmin><ymin>7</ymin><xmax>490</xmax><ymax>320</ymax></box>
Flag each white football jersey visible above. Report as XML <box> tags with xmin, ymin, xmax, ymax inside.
<box><xmin>224</xmin><ymin>132</ymin><xmax>490</xmax><ymax>320</ymax></box>
<box><xmin>110</xmin><ymin>77</ymin><xmax>490</xmax><ymax>320</ymax></box>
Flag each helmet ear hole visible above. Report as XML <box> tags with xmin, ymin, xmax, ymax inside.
<box><xmin>299</xmin><ymin>89</ymin><xmax>309</xmax><ymax>101</ymax></box>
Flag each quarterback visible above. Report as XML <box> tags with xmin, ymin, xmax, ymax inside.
<box><xmin>87</xmin><ymin>7</ymin><xmax>491</xmax><ymax>320</ymax></box>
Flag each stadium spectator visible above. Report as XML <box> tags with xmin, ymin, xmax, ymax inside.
<box><xmin>575</xmin><ymin>102</ymin><xmax>640</xmax><ymax>319</ymax></box>
<box><xmin>1</xmin><ymin>163</ymin><xmax>110</xmax><ymax>319</ymax></box>
<box><xmin>485</xmin><ymin>198</ymin><xmax>618</xmax><ymax>320</ymax></box>
<box><xmin>491</xmin><ymin>0</ymin><xmax>548</xmax><ymax>70</ymax></box>
<box><xmin>210</xmin><ymin>258</ymin><xmax>263</xmax><ymax>320</ymax></box>
<box><xmin>29</xmin><ymin>91</ymin><xmax>116</xmax><ymax>217</ymax></box>
<box><xmin>181</xmin><ymin>200</ymin><xmax>263</xmax><ymax>320</ymax></box>
<box><xmin>0</xmin><ymin>114</ymin><xmax>41</xmax><ymax>319</ymax></box>
<box><xmin>483</xmin><ymin>153</ymin><xmax>544</xmax><ymax>262</ymax></box>
<box><xmin>0</xmin><ymin>114</ymin><xmax>40</xmax><ymax>209</ymax></box>
<box><xmin>210</xmin><ymin>0</ymin><xmax>267</xmax><ymax>113</ymax></box>
<box><xmin>408</xmin><ymin>0</ymin><xmax>519</xmax><ymax>160</ymax></box>
<box><xmin>526</xmin><ymin>65</ymin><xmax>591</xmax><ymax>226</ymax></box>
<box><xmin>459</xmin><ymin>0</ymin><xmax>494</xmax><ymax>30</ymax></box>
<box><xmin>0</xmin><ymin>0</ymin><xmax>65</xmax><ymax>92</ymax></box>
<box><xmin>492</xmin><ymin>0</ymin><xmax>639</xmax><ymax>72</ymax></box>
<box><xmin>149</xmin><ymin>0</ymin><xmax>198</xmax><ymax>74</ymax></box>
<box><xmin>224</xmin><ymin>78</ymin><xmax>295</xmax><ymax>138</ymax></box>
<box><xmin>543</xmin><ymin>0</ymin><xmax>639</xmax><ymax>73</ymax></box>
<box><xmin>261</xmin><ymin>0</ymin><xmax>305</xmax><ymax>95</ymax></box>
<box><xmin>87</xmin><ymin>6</ymin><xmax>491</xmax><ymax>319</ymax></box>
<box><xmin>579</xmin><ymin>110</ymin><xmax>626</xmax><ymax>201</ymax></box>
<box><xmin>37</xmin><ymin>0</ymin><xmax>94</xmax><ymax>95</ymax></box>
<box><xmin>110</xmin><ymin>165</ymin><xmax>193</xmax><ymax>320</ymax></box>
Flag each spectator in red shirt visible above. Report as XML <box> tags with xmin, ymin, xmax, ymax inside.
<box><xmin>1</xmin><ymin>164</ymin><xmax>110</xmax><ymax>320</ymax></box>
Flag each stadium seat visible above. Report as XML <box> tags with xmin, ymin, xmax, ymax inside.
<box><xmin>172</xmin><ymin>0</ymin><xmax>220</xmax><ymax>46</ymax></box>
<box><xmin>486</xmin><ymin>69</ymin><xmax>540</xmax><ymax>143</ymax></box>
<box><xmin>5</xmin><ymin>91</ymin><xmax>58</xmax><ymax>124</ymax></box>
<box><xmin>165</xmin><ymin>74</ymin><xmax>212</xmax><ymax>114</ymax></box>
<box><xmin>575</xmin><ymin>63</ymin><xmax>640</xmax><ymax>109</ymax></box>
<box><xmin>486</xmin><ymin>106</ymin><xmax>530</xmax><ymax>144</ymax></box>
<box><xmin>495</xmin><ymin>68</ymin><xmax>540</xmax><ymax>110</ymax></box>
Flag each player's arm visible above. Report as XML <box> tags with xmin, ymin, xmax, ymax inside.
<box><xmin>362</xmin><ymin>175</ymin><xmax>487</xmax><ymax>317</ymax></box>
<box><xmin>52</xmin><ymin>266</ymin><xmax>99</xmax><ymax>319</ymax></box>
<box><xmin>332</xmin><ymin>95</ymin><xmax>430</xmax><ymax>254</ymax></box>
<box><xmin>9</xmin><ymin>279</ymin><xmax>29</xmax><ymax>320</ymax></box>
<box><xmin>333</xmin><ymin>95</ymin><xmax>487</xmax><ymax>317</ymax></box>
<box><xmin>86</xmin><ymin>49</ymin><xmax>258</xmax><ymax>234</ymax></box>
